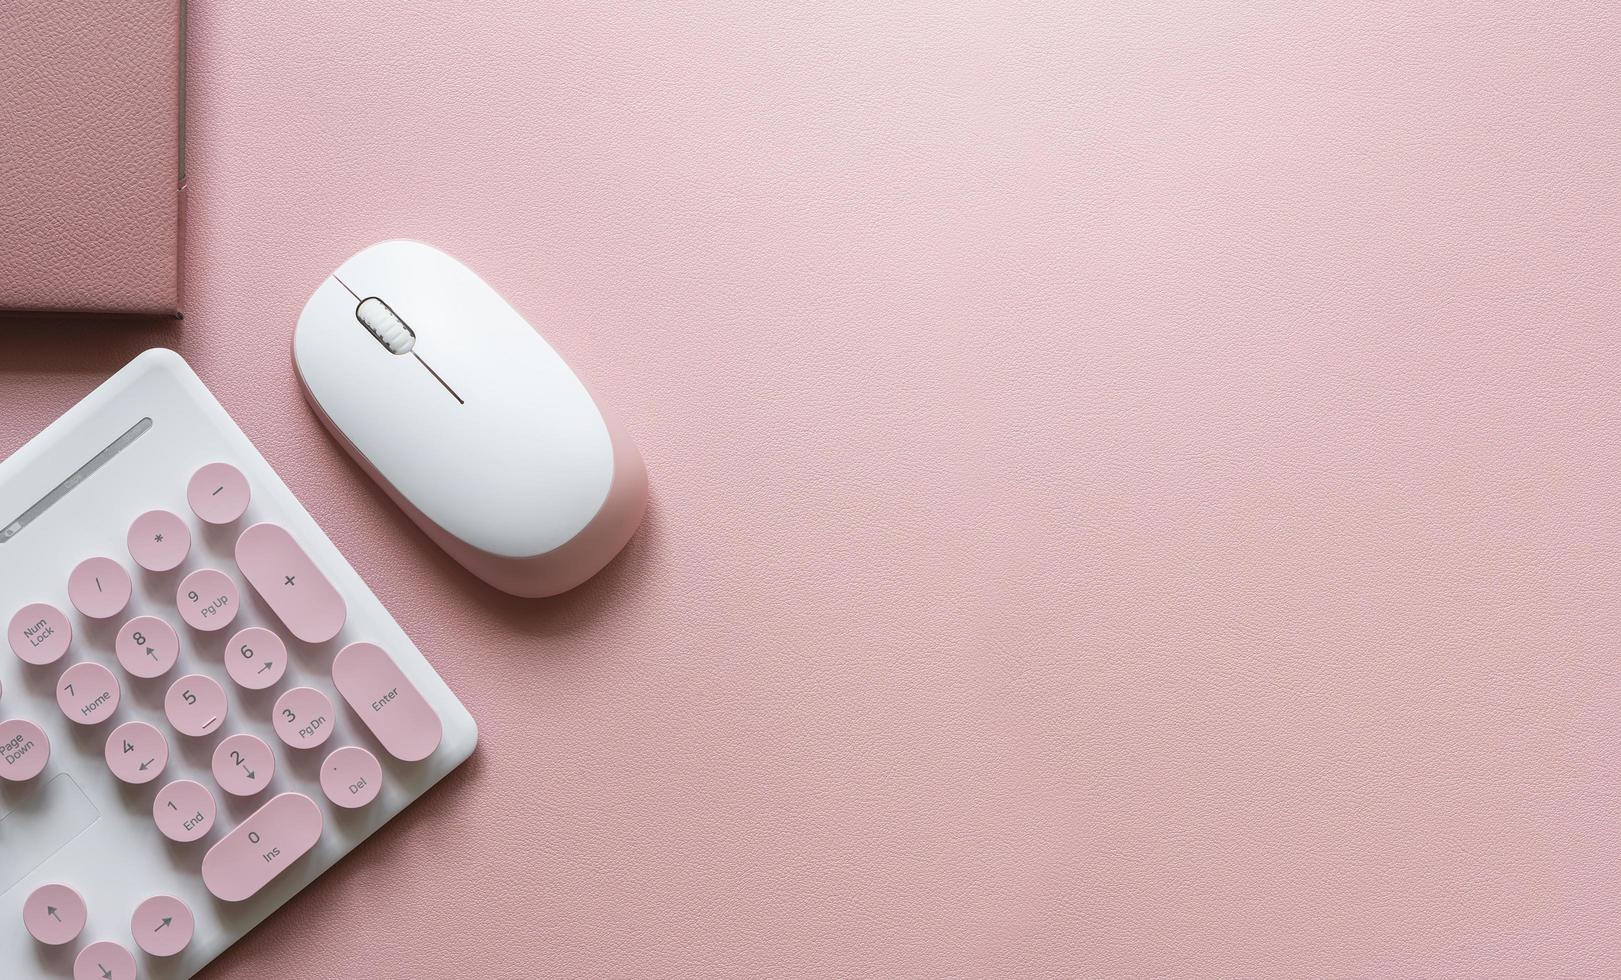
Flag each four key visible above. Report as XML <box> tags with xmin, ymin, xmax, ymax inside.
<box><xmin>106</xmin><ymin>720</ymin><xmax>169</xmax><ymax>785</ymax></box>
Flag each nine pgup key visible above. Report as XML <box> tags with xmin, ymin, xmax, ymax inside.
<box><xmin>236</xmin><ymin>522</ymin><xmax>347</xmax><ymax>643</ymax></box>
<box><xmin>177</xmin><ymin>567</ymin><xmax>240</xmax><ymax>632</ymax></box>
<box><xmin>201</xmin><ymin>792</ymin><xmax>324</xmax><ymax>901</ymax></box>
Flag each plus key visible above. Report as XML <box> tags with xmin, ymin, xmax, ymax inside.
<box><xmin>235</xmin><ymin>523</ymin><xmax>346</xmax><ymax>643</ymax></box>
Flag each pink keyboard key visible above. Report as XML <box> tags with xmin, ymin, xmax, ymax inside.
<box><xmin>23</xmin><ymin>883</ymin><xmax>86</xmax><ymax>945</ymax></box>
<box><xmin>0</xmin><ymin>718</ymin><xmax>50</xmax><ymax>780</ymax></box>
<box><xmin>273</xmin><ymin>686</ymin><xmax>335</xmax><ymax>749</ymax></box>
<box><xmin>153</xmin><ymin>779</ymin><xmax>217</xmax><ymax>842</ymax></box>
<box><xmin>212</xmin><ymin>732</ymin><xmax>276</xmax><ymax>796</ymax></box>
<box><xmin>127</xmin><ymin>508</ymin><xmax>191</xmax><ymax>572</ymax></box>
<box><xmin>8</xmin><ymin>602</ymin><xmax>71</xmax><ymax>665</ymax></box>
<box><xmin>131</xmin><ymin>894</ymin><xmax>194</xmax><ymax>957</ymax></box>
<box><xmin>106</xmin><ymin>720</ymin><xmax>168</xmax><ymax>785</ymax></box>
<box><xmin>223</xmin><ymin>626</ymin><xmax>287</xmax><ymax>690</ymax></box>
<box><xmin>114</xmin><ymin>614</ymin><xmax>180</xmax><ymax>678</ymax></box>
<box><xmin>75</xmin><ymin>940</ymin><xmax>136</xmax><ymax>980</ymax></box>
<box><xmin>165</xmin><ymin>673</ymin><xmax>227</xmax><ymax>737</ymax></box>
<box><xmin>201</xmin><ymin>792</ymin><xmax>324</xmax><ymax>902</ymax></box>
<box><xmin>177</xmin><ymin>567</ymin><xmax>239</xmax><ymax>632</ymax></box>
<box><xmin>57</xmin><ymin>661</ymin><xmax>120</xmax><ymax>725</ymax></box>
<box><xmin>320</xmin><ymin>745</ymin><xmax>382</xmax><ymax>809</ymax></box>
<box><xmin>235</xmin><ymin>522</ymin><xmax>347</xmax><ymax>644</ymax></box>
<box><xmin>332</xmin><ymin>641</ymin><xmax>442</xmax><ymax>762</ymax></box>
<box><xmin>67</xmin><ymin>556</ymin><xmax>131</xmax><ymax>620</ymax></box>
<box><xmin>188</xmin><ymin>461</ymin><xmax>251</xmax><ymax>525</ymax></box>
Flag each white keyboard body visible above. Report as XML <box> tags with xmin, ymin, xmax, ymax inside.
<box><xmin>0</xmin><ymin>349</ymin><xmax>477</xmax><ymax>979</ymax></box>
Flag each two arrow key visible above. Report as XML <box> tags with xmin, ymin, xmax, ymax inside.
<box><xmin>212</xmin><ymin>733</ymin><xmax>276</xmax><ymax>797</ymax></box>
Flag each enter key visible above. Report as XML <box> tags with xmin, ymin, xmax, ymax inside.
<box><xmin>331</xmin><ymin>641</ymin><xmax>442</xmax><ymax>762</ymax></box>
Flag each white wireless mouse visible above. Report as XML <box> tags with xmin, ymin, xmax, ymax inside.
<box><xmin>293</xmin><ymin>240</ymin><xmax>648</xmax><ymax>598</ymax></box>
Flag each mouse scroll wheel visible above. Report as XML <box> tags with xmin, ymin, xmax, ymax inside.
<box><xmin>354</xmin><ymin>297</ymin><xmax>416</xmax><ymax>355</ymax></box>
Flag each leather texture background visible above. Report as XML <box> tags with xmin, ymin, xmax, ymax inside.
<box><xmin>2</xmin><ymin>1</ymin><xmax>1620</xmax><ymax>976</ymax></box>
<box><xmin>0</xmin><ymin>0</ymin><xmax>181</xmax><ymax>315</ymax></box>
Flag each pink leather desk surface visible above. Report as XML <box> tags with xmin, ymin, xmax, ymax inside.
<box><xmin>3</xmin><ymin>2</ymin><xmax>1619</xmax><ymax>976</ymax></box>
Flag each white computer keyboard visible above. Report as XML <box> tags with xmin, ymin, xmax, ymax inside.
<box><xmin>0</xmin><ymin>349</ymin><xmax>477</xmax><ymax>980</ymax></box>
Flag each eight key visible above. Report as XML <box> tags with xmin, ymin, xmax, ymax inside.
<box><xmin>114</xmin><ymin>614</ymin><xmax>180</xmax><ymax>678</ymax></box>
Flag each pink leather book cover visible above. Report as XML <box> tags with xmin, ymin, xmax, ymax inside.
<box><xmin>0</xmin><ymin>0</ymin><xmax>184</xmax><ymax>316</ymax></box>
